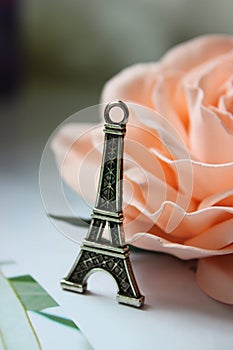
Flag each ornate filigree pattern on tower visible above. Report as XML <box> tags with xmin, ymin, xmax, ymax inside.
<box><xmin>69</xmin><ymin>250</ymin><xmax>136</xmax><ymax>298</ymax></box>
<box><xmin>97</xmin><ymin>135</ymin><xmax>118</xmax><ymax>211</ymax></box>
<box><xmin>61</xmin><ymin>101</ymin><xmax>145</xmax><ymax>308</ymax></box>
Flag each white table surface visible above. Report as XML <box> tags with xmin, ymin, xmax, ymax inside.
<box><xmin>1</xmin><ymin>163</ymin><xmax>233</xmax><ymax>350</ymax></box>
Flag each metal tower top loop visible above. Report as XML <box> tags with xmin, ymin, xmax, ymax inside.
<box><xmin>104</xmin><ymin>100</ymin><xmax>129</xmax><ymax>125</ymax></box>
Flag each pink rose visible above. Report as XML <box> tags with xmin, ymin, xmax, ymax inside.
<box><xmin>52</xmin><ymin>35</ymin><xmax>233</xmax><ymax>304</ymax></box>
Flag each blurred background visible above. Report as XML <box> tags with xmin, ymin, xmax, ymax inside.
<box><xmin>1</xmin><ymin>0</ymin><xmax>233</xmax><ymax>216</ymax></box>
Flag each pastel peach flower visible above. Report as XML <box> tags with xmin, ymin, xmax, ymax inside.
<box><xmin>52</xmin><ymin>35</ymin><xmax>233</xmax><ymax>304</ymax></box>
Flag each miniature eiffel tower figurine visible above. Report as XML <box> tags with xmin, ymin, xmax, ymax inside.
<box><xmin>61</xmin><ymin>101</ymin><xmax>144</xmax><ymax>308</ymax></box>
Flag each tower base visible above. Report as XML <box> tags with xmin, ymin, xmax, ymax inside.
<box><xmin>61</xmin><ymin>243</ymin><xmax>144</xmax><ymax>308</ymax></box>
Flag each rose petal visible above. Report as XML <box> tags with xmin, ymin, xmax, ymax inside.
<box><xmin>197</xmin><ymin>255</ymin><xmax>233</xmax><ymax>304</ymax></box>
<box><xmin>129</xmin><ymin>231</ymin><xmax>233</xmax><ymax>260</ymax></box>
<box><xmin>150</xmin><ymin>147</ymin><xmax>233</xmax><ymax>201</ymax></box>
<box><xmin>198</xmin><ymin>189</ymin><xmax>233</xmax><ymax>210</ymax></box>
<box><xmin>125</xmin><ymin>199</ymin><xmax>233</xmax><ymax>240</ymax></box>
<box><xmin>186</xmin><ymin>218</ymin><xmax>233</xmax><ymax>249</ymax></box>
<box><xmin>51</xmin><ymin>123</ymin><xmax>102</xmax><ymax>204</ymax></box>
<box><xmin>198</xmin><ymin>56</ymin><xmax>233</xmax><ymax>107</ymax></box>
<box><xmin>209</xmin><ymin>106</ymin><xmax>233</xmax><ymax>135</ymax></box>
<box><xmin>186</xmin><ymin>86</ymin><xmax>233</xmax><ymax>163</ymax></box>
<box><xmin>161</xmin><ymin>35</ymin><xmax>233</xmax><ymax>72</ymax></box>
<box><xmin>219</xmin><ymin>93</ymin><xmax>233</xmax><ymax>115</ymax></box>
<box><xmin>101</xmin><ymin>63</ymin><xmax>159</xmax><ymax>109</ymax></box>
<box><xmin>152</xmin><ymin>72</ymin><xmax>188</xmax><ymax>141</ymax></box>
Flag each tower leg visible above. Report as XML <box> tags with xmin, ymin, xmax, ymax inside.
<box><xmin>61</xmin><ymin>244</ymin><xmax>144</xmax><ymax>308</ymax></box>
